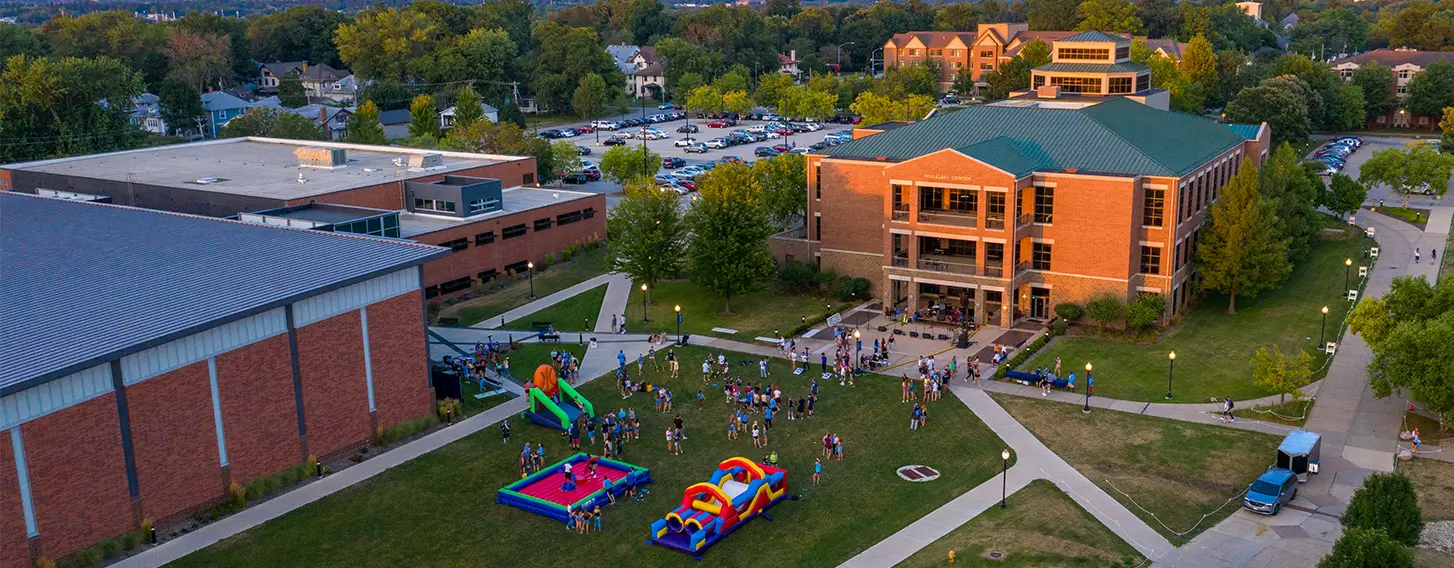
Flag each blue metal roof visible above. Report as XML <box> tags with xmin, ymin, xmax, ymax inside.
<box><xmin>0</xmin><ymin>193</ymin><xmax>447</xmax><ymax>395</ymax></box>
<box><xmin>1278</xmin><ymin>430</ymin><xmax>1321</xmax><ymax>456</ymax></box>
<box><xmin>1226</xmin><ymin>123</ymin><xmax>1262</xmax><ymax>140</ymax></box>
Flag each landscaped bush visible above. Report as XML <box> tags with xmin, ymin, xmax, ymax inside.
<box><xmin>834</xmin><ymin>276</ymin><xmax>870</xmax><ymax>302</ymax></box>
<box><xmin>543</xmin><ymin>252</ymin><xmax>555</xmax><ymax>267</ymax></box>
<box><xmin>994</xmin><ymin>332</ymin><xmax>1054</xmax><ymax>379</ymax></box>
<box><xmin>228</xmin><ymin>481</ymin><xmax>246</xmax><ymax>511</ymax></box>
<box><xmin>437</xmin><ymin>398</ymin><xmax>462</xmax><ymax>421</ymax></box>
<box><xmin>1317</xmin><ymin>527</ymin><xmax>1413</xmax><ymax>568</ymax></box>
<box><xmin>1084</xmin><ymin>293</ymin><xmax>1125</xmax><ymax>332</ymax></box>
<box><xmin>1054</xmin><ymin>302</ymin><xmax>1084</xmax><ymax>322</ymax></box>
<box><xmin>1341</xmin><ymin>472</ymin><xmax>1423</xmax><ymax>546</ymax></box>
<box><xmin>1125</xmin><ymin>293</ymin><xmax>1167</xmax><ymax>333</ymax></box>
<box><xmin>382</xmin><ymin>414</ymin><xmax>439</xmax><ymax>446</ymax></box>
<box><xmin>1052</xmin><ymin>319</ymin><xmax>1068</xmax><ymax>336</ymax></box>
<box><xmin>816</xmin><ymin>267</ymin><xmax>838</xmax><ymax>290</ymax></box>
<box><xmin>779</xmin><ymin>260</ymin><xmax>821</xmax><ymax>293</ymax></box>
<box><xmin>35</xmin><ymin>557</ymin><xmax>56</xmax><ymax>568</ymax></box>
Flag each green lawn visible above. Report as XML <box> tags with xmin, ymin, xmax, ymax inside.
<box><xmin>628</xmin><ymin>280</ymin><xmax>849</xmax><ymax>340</ymax></box>
<box><xmin>1374</xmin><ymin>206</ymin><xmax>1430</xmax><ymax>230</ymax></box>
<box><xmin>1024</xmin><ymin>229</ymin><xmax>1372</xmax><ymax>402</ymax></box>
<box><xmin>453</xmin><ymin>344</ymin><xmax>586</xmax><ymax>416</ymax></box>
<box><xmin>1242</xmin><ymin>399</ymin><xmax>1314</xmax><ymax>428</ymax></box>
<box><xmin>899</xmin><ymin>480</ymin><xmax>1145</xmax><ymax>568</ymax></box>
<box><xmin>991</xmin><ymin>393</ymin><xmax>1282</xmax><ymax>545</ymax></box>
<box><xmin>502</xmin><ymin>284</ymin><xmax>608</xmax><ymax>332</ymax></box>
<box><xmin>172</xmin><ymin>346</ymin><xmax>1009</xmax><ymax>568</ymax></box>
<box><xmin>440</xmin><ymin>247</ymin><xmax>610</xmax><ymax>327</ymax></box>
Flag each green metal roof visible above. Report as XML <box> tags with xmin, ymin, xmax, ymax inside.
<box><xmin>1225</xmin><ymin>123</ymin><xmax>1262</xmax><ymax>140</ymax></box>
<box><xmin>1059</xmin><ymin>30</ymin><xmax>1131</xmax><ymax>43</ymax></box>
<box><xmin>823</xmin><ymin>98</ymin><xmax>1248</xmax><ymax>178</ymax></box>
<box><xmin>1034</xmin><ymin>62</ymin><xmax>1150</xmax><ymax>74</ymax></box>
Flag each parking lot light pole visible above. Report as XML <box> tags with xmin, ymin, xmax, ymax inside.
<box><xmin>675</xmin><ymin>304</ymin><xmax>682</xmax><ymax>342</ymax></box>
<box><xmin>1320</xmin><ymin>306</ymin><xmax>1329</xmax><ymax>346</ymax></box>
<box><xmin>1083</xmin><ymin>362</ymin><xmax>1093</xmax><ymax>413</ymax></box>
<box><xmin>1165</xmin><ymin>352</ymin><xmax>1176</xmax><ymax>400</ymax></box>
<box><xmin>527</xmin><ymin>261</ymin><xmax>536</xmax><ymax>299</ymax></box>
<box><xmin>1000</xmin><ymin>449</ymin><xmax>1011</xmax><ymax>508</ymax></box>
<box><xmin>1345</xmin><ymin>258</ymin><xmax>1352</xmax><ymax>290</ymax></box>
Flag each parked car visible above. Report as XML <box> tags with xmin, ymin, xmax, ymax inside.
<box><xmin>1333</xmin><ymin>136</ymin><xmax>1363</xmax><ymax>148</ymax></box>
<box><xmin>771</xmin><ymin>144</ymin><xmax>792</xmax><ymax>153</ymax></box>
<box><xmin>719</xmin><ymin>155</ymin><xmax>744</xmax><ymax>165</ymax></box>
<box><xmin>684</xmin><ymin>143</ymin><xmax>710</xmax><ymax>153</ymax></box>
<box><xmin>754</xmin><ymin>146</ymin><xmax>780</xmax><ymax>157</ymax></box>
<box><xmin>1243</xmin><ymin>468</ymin><xmax>1298</xmax><ymax>515</ymax></box>
<box><xmin>706</xmin><ymin>120</ymin><xmax>728</xmax><ymax>128</ymax></box>
<box><xmin>677</xmin><ymin>124</ymin><xmax>699</xmax><ymax>133</ymax></box>
<box><xmin>603</xmin><ymin>137</ymin><xmax>626</xmax><ymax>146</ymax></box>
<box><xmin>705</xmin><ymin>138</ymin><xmax>729</xmax><ymax>149</ymax></box>
<box><xmin>661</xmin><ymin>157</ymin><xmax>686</xmax><ymax>168</ymax></box>
<box><xmin>576</xmin><ymin>126</ymin><xmax>594</xmax><ymax>134</ymax></box>
<box><xmin>654</xmin><ymin>173</ymin><xmax>676</xmax><ymax>185</ymax></box>
<box><xmin>577</xmin><ymin>145</ymin><xmax>591</xmax><ymax>155</ymax></box>
<box><xmin>674</xmin><ymin>137</ymin><xmax>698</xmax><ymax>147</ymax></box>
<box><xmin>809</xmin><ymin>142</ymin><xmax>829</xmax><ymax>151</ymax></box>
<box><xmin>658</xmin><ymin>103</ymin><xmax>677</xmax><ymax>110</ymax></box>
<box><xmin>585</xmin><ymin>169</ymin><xmax>602</xmax><ymax>181</ymax></box>
<box><xmin>676</xmin><ymin>180</ymin><xmax>696</xmax><ymax>191</ymax></box>
<box><xmin>789</xmin><ymin>147</ymin><xmax>809</xmax><ymax>155</ymax></box>
<box><xmin>561</xmin><ymin>173</ymin><xmax>588</xmax><ymax>184</ymax></box>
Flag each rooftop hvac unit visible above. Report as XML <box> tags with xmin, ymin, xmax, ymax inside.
<box><xmin>294</xmin><ymin>146</ymin><xmax>347</xmax><ymax>169</ymax></box>
<box><xmin>408</xmin><ymin>153</ymin><xmax>445</xmax><ymax>170</ymax></box>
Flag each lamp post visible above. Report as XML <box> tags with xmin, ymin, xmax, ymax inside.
<box><xmin>1165</xmin><ymin>351</ymin><xmax>1176</xmax><ymax>400</ymax></box>
<box><xmin>675</xmin><ymin>304</ymin><xmax>682</xmax><ymax>343</ymax></box>
<box><xmin>1000</xmin><ymin>449</ymin><xmax>1011</xmax><ymax>508</ymax></box>
<box><xmin>641</xmin><ymin>283</ymin><xmax>650</xmax><ymax>323</ymax></box>
<box><xmin>1320</xmin><ymin>306</ymin><xmax>1329</xmax><ymax>346</ymax></box>
<box><xmin>1345</xmin><ymin>258</ymin><xmax>1353</xmax><ymax>290</ymax></box>
<box><xmin>853</xmin><ymin>329</ymin><xmax>861</xmax><ymax>373</ymax></box>
<box><xmin>527</xmin><ymin>261</ymin><xmax>536</xmax><ymax>299</ymax></box>
<box><xmin>1083</xmin><ymin>362</ymin><xmax>1093</xmax><ymax>413</ymax></box>
<box><xmin>836</xmin><ymin>42</ymin><xmax>855</xmax><ymax>73</ymax></box>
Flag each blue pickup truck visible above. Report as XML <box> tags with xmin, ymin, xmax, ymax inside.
<box><xmin>1243</xmin><ymin>468</ymin><xmax>1298</xmax><ymax>515</ymax></box>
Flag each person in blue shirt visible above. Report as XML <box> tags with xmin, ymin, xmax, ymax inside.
<box><xmin>821</xmin><ymin>353</ymin><xmax>828</xmax><ymax>372</ymax></box>
<box><xmin>813</xmin><ymin>458</ymin><xmax>822</xmax><ymax>485</ymax></box>
<box><xmin>617</xmin><ymin>350</ymin><xmax>627</xmax><ymax>373</ymax></box>
<box><xmin>811</xmin><ymin>378</ymin><xmax>819</xmax><ymax>395</ymax></box>
<box><xmin>764</xmin><ymin>405</ymin><xmax>775</xmax><ymax>429</ymax></box>
<box><xmin>697</xmin><ymin>390</ymin><xmax>705</xmax><ymax>410</ymax></box>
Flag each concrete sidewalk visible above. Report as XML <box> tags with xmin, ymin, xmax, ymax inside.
<box><xmin>470</xmin><ymin>272</ymin><xmax>626</xmax><ymax>330</ymax></box>
<box><xmin>594</xmin><ymin>272</ymin><xmax>634</xmax><ymax>333</ymax></box>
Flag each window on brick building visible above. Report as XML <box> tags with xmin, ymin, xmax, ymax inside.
<box><xmin>523</xmin><ymin>173</ymin><xmax>536</xmax><ymax>185</ymax></box>
<box><xmin>478</xmin><ymin>269</ymin><xmax>500</xmax><ymax>282</ymax></box>
<box><xmin>987</xmin><ymin>192</ymin><xmax>1006</xmax><ymax>226</ymax></box>
<box><xmin>414</xmin><ymin>198</ymin><xmax>456</xmax><ymax>214</ymax></box>
<box><xmin>1109</xmin><ymin>76</ymin><xmax>1133</xmax><ymax>94</ymax></box>
<box><xmin>950</xmin><ymin>49</ymin><xmax>964</xmax><ymax>57</ymax></box>
<box><xmin>930</xmin><ymin>49</ymin><xmax>944</xmax><ymax>56</ymax></box>
<box><xmin>980</xmin><ymin>63</ymin><xmax>993</xmax><ymax>70</ymax></box>
<box><xmin>1142</xmin><ymin>188</ymin><xmax>1165</xmax><ymax>227</ymax></box>
<box><xmin>1031</xmin><ymin>242</ymin><xmax>1052</xmax><ymax>270</ymax></box>
<box><xmin>439</xmin><ymin>238</ymin><xmax>468</xmax><ymax>252</ymax></box>
<box><xmin>437</xmin><ymin>276</ymin><xmax>472</xmax><ymax>296</ymax></box>
<box><xmin>948</xmin><ymin>188</ymin><xmax>978</xmax><ymax>215</ymax></box>
<box><xmin>1033</xmin><ymin>187</ymin><xmax>1054</xmax><ymax>224</ymax></box>
<box><xmin>892</xmin><ymin>184</ymin><xmax>908</xmax><ymax>219</ymax></box>
<box><xmin>1115</xmin><ymin>46</ymin><xmax>1130</xmax><ymax>60</ymax></box>
<box><xmin>583</xmin><ymin>207</ymin><xmax>597</xmax><ymax>219</ymax></box>
<box><xmin>979</xmin><ymin>50</ymin><xmax>994</xmax><ymax>58</ymax></box>
<box><xmin>1140</xmin><ymin>245</ymin><xmax>1162</xmax><ymax>275</ymax></box>
<box><xmin>503</xmin><ymin>224</ymin><xmax>527</xmax><ymax>239</ymax></box>
<box><xmin>425</xmin><ymin>285</ymin><xmax>440</xmax><ymax>299</ymax></box>
<box><xmin>919</xmin><ymin>185</ymin><xmax>945</xmax><ymax>211</ymax></box>
<box><xmin>557</xmin><ymin>210</ymin><xmax>583</xmax><ymax>225</ymax></box>
<box><xmin>815</xmin><ymin>216</ymin><xmax>822</xmax><ymax>241</ymax></box>
<box><xmin>1049</xmin><ymin>76</ymin><xmax>1102</xmax><ymax>94</ymax></box>
<box><xmin>814</xmin><ymin>165</ymin><xmax>822</xmax><ymax>199</ymax></box>
<box><xmin>534</xmin><ymin>217</ymin><xmax>552</xmax><ymax>231</ymax></box>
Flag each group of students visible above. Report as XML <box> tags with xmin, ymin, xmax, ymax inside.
<box><xmin>565</xmin><ymin>503</ymin><xmax>604</xmax><ymax>534</ymax></box>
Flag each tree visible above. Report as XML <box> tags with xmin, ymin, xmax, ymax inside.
<box><xmin>345</xmin><ymin>100</ymin><xmax>387</xmax><ymax>145</ymax></box>
<box><xmin>1075</xmin><ymin>0</ymin><xmax>1144</xmax><ymax>34</ymax></box>
<box><xmin>1288</xmin><ymin>8</ymin><xmax>1369</xmax><ymax>58</ymax></box>
<box><xmin>1225</xmin><ymin>78</ymin><xmax>1311</xmax><ymax>144</ymax></box>
<box><xmin>686</xmin><ymin>162</ymin><xmax>776</xmax><ymax>314</ymax></box>
<box><xmin>655</xmin><ymin>37</ymin><xmax>722</xmax><ymax>97</ymax></box>
<box><xmin>1405</xmin><ymin>59</ymin><xmax>1454</xmax><ymax>117</ymax></box>
<box><xmin>712</xmin><ymin>67</ymin><xmax>752</xmax><ymax>95</ymax></box>
<box><xmin>877</xmin><ymin>63</ymin><xmax>941</xmax><ymax>99</ymax></box>
<box><xmin>1351</xmin><ymin>61</ymin><xmax>1395</xmax><ymax>121</ymax></box>
<box><xmin>1259</xmin><ymin>143</ymin><xmax>1322</xmax><ymax>263</ymax></box>
<box><xmin>951</xmin><ymin>72</ymin><xmax>977</xmax><ymax>97</ymax></box>
<box><xmin>409</xmin><ymin>94</ymin><xmax>441</xmax><ymax>139</ymax></box>
<box><xmin>1441</xmin><ymin>106</ymin><xmax>1454</xmax><ymax>152</ymax></box>
<box><xmin>723</xmin><ymin>90</ymin><xmax>755</xmax><ymax>115</ymax></box>
<box><xmin>607</xmin><ymin>180</ymin><xmax>688</xmax><ymax>298</ymax></box>
<box><xmin>1084</xmin><ymin>293</ymin><xmax>1125</xmax><ymax>333</ymax></box>
<box><xmin>454</xmin><ymin>87</ymin><xmax>484</xmax><ymax>126</ymax></box>
<box><xmin>981</xmin><ymin>39</ymin><xmax>1050</xmax><ymax>100</ymax></box>
<box><xmin>158</xmin><ymin>78</ymin><xmax>204</xmax><ymax>138</ymax></box>
<box><xmin>849</xmin><ymin>91</ymin><xmax>934</xmax><ymax>125</ymax></box>
<box><xmin>247</xmin><ymin>6</ymin><xmax>350</xmax><ymax>67</ymax></box>
<box><xmin>1358</xmin><ymin>142</ymin><xmax>1454</xmax><ymax>208</ymax></box>
<box><xmin>1027</xmin><ymin>0</ymin><xmax>1081</xmax><ymax>30</ymax></box>
<box><xmin>551</xmin><ymin>140</ymin><xmax>582</xmax><ymax>183</ymax></box>
<box><xmin>599</xmin><ymin>145</ymin><xmax>661</xmax><ymax>185</ymax></box>
<box><xmin>1317</xmin><ymin>527</ymin><xmax>1414</xmax><ymax>568</ymax></box>
<box><xmin>1124</xmin><ymin>292</ymin><xmax>1166</xmax><ymax>333</ymax></box>
<box><xmin>755</xmin><ymin>152</ymin><xmax>807</xmax><ymax>228</ymax></box>
<box><xmin>1333</xmin><ymin>84</ymin><xmax>1367</xmax><ymax>132</ymax></box>
<box><xmin>686</xmin><ymin>85</ymin><xmax>724</xmax><ymax>115</ymax></box>
<box><xmin>0</xmin><ymin>23</ymin><xmax>46</xmax><ymax>59</ymax></box>
<box><xmin>1349</xmin><ymin>276</ymin><xmax>1454</xmax><ymax>428</ymax></box>
<box><xmin>754</xmin><ymin>72</ymin><xmax>797</xmax><ymax>109</ymax></box>
<box><xmin>1197</xmin><ymin>161</ymin><xmax>1291</xmax><ymax>314</ymax></box>
<box><xmin>1136</xmin><ymin>0</ymin><xmax>1180</xmax><ymax>39</ymax></box>
<box><xmin>278</xmin><ymin>74</ymin><xmax>308</xmax><ymax>108</ymax></box>
<box><xmin>934</xmin><ymin>4</ymin><xmax>979</xmax><ymax>31</ymax></box>
<box><xmin>0</xmin><ymin>55</ymin><xmax>148</xmax><ymax>163</ymax></box>
<box><xmin>334</xmin><ymin>6</ymin><xmax>441</xmax><ymax>82</ymax></box>
<box><xmin>675</xmin><ymin>72</ymin><xmax>707</xmax><ymax>103</ymax></box>
<box><xmin>573</xmin><ymin>73</ymin><xmax>609</xmax><ymax>122</ymax></box>
<box><xmin>219</xmin><ymin>107</ymin><xmax>324</xmax><ymax>140</ymax></box>
<box><xmin>1341</xmin><ymin>472</ymin><xmax>1424</xmax><ymax>546</ymax></box>
<box><xmin>779</xmin><ymin>84</ymin><xmax>837</xmax><ymax>122</ymax></box>
<box><xmin>42</xmin><ymin>11</ymin><xmax>168</xmax><ymax>86</ymax></box>
<box><xmin>417</xmin><ymin>29</ymin><xmax>519</xmax><ymax>104</ymax></box>
<box><xmin>529</xmin><ymin>22</ymin><xmax>624</xmax><ymax>113</ymax></box>
<box><xmin>1182</xmin><ymin>35</ymin><xmax>1218</xmax><ymax>93</ymax></box>
<box><xmin>1324</xmin><ymin>174</ymin><xmax>1367</xmax><ymax>219</ymax></box>
<box><xmin>162</xmin><ymin>28</ymin><xmax>231</xmax><ymax>94</ymax></box>
<box><xmin>1251</xmin><ymin>345</ymin><xmax>1314</xmax><ymax>404</ymax></box>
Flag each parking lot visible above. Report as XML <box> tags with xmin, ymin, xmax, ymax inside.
<box><xmin>531</xmin><ymin>107</ymin><xmax>859</xmax><ymax>208</ymax></box>
<box><xmin>1307</xmin><ymin>135</ymin><xmax>1447</xmax><ymax>208</ymax></box>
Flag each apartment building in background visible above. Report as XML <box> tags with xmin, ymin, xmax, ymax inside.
<box><xmin>776</xmin><ymin>98</ymin><xmax>1270</xmax><ymax>328</ymax></box>
<box><xmin>1331</xmin><ymin>47</ymin><xmax>1454</xmax><ymax>129</ymax></box>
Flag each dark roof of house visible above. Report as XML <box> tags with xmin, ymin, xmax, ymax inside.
<box><xmin>886</xmin><ymin>32</ymin><xmax>976</xmax><ymax>48</ymax></box>
<box><xmin>260</xmin><ymin>62</ymin><xmax>353</xmax><ymax>82</ymax></box>
<box><xmin>1330</xmin><ymin>48</ymin><xmax>1454</xmax><ymax>68</ymax></box>
<box><xmin>823</xmin><ymin>98</ymin><xmax>1248</xmax><ymax>178</ymax></box>
<box><xmin>1035</xmin><ymin>62</ymin><xmax>1151</xmax><ymax>74</ymax></box>
<box><xmin>378</xmin><ymin>109</ymin><xmax>412</xmax><ymax>125</ymax></box>
<box><xmin>0</xmin><ymin>193</ymin><xmax>447</xmax><ymax>394</ymax></box>
<box><xmin>1059</xmin><ymin>30</ymin><xmax>1131</xmax><ymax>44</ymax></box>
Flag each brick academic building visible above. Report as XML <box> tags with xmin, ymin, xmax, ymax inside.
<box><xmin>786</xmin><ymin>98</ymin><xmax>1271</xmax><ymax>327</ymax></box>
<box><xmin>0</xmin><ymin>137</ymin><xmax>606</xmax><ymax>302</ymax></box>
<box><xmin>0</xmin><ymin>192</ymin><xmax>446</xmax><ymax>564</ymax></box>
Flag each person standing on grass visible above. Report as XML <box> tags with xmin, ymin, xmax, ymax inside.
<box><xmin>637</xmin><ymin>352</ymin><xmax>645</xmax><ymax>377</ymax></box>
<box><xmin>834</xmin><ymin>435</ymin><xmax>844</xmax><ymax>462</ymax></box>
<box><xmin>797</xmin><ymin>395</ymin><xmax>806</xmax><ymax>419</ymax></box>
<box><xmin>821</xmin><ymin>352</ymin><xmax>828</xmax><ymax>373</ymax></box>
<box><xmin>752</xmin><ymin>421</ymin><xmax>762</xmax><ymax>448</ymax></box>
<box><xmin>502</xmin><ymin>419</ymin><xmax>511</xmax><ymax>444</ymax></box>
<box><xmin>649</xmin><ymin>347</ymin><xmax>660</xmax><ymax>372</ymax></box>
<box><xmin>593</xmin><ymin>505</ymin><xmax>603</xmax><ymax>532</ymax></box>
<box><xmin>702</xmin><ymin>358</ymin><xmax>712</xmax><ymax>383</ymax></box>
<box><xmin>697</xmin><ymin>390</ymin><xmax>705</xmax><ymax>410</ymax></box>
<box><xmin>759</xmin><ymin>357</ymin><xmax>769</xmax><ymax>380</ymax></box>
<box><xmin>807</xmin><ymin>393</ymin><xmax>816</xmax><ymax>418</ymax></box>
<box><xmin>823</xmin><ymin>433</ymin><xmax>833</xmax><ymax>459</ymax></box>
<box><xmin>1054</xmin><ymin>356</ymin><xmax>1062</xmax><ymax>378</ymax></box>
<box><xmin>764</xmin><ymin>404</ymin><xmax>775</xmax><ymax>429</ymax></box>
<box><xmin>728</xmin><ymin>416</ymin><xmax>737</xmax><ymax>440</ymax></box>
<box><xmin>1413</xmin><ymin>428</ymin><xmax>1422</xmax><ymax>454</ymax></box>
<box><xmin>910</xmin><ymin>404</ymin><xmax>920</xmax><ymax>430</ymax></box>
<box><xmin>669</xmin><ymin>349</ymin><xmax>679</xmax><ymax>378</ymax></box>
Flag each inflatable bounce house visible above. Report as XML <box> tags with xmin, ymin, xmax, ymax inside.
<box><xmin>498</xmin><ymin>453</ymin><xmax>651</xmax><ymax>521</ymax></box>
<box><xmin>523</xmin><ymin>364</ymin><xmax>594</xmax><ymax>431</ymax></box>
<box><xmin>648</xmin><ymin>456</ymin><xmax>788</xmax><ymax>558</ymax></box>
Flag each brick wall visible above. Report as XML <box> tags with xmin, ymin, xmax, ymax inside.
<box><xmin>23</xmin><ymin>395</ymin><xmax>133</xmax><ymax>561</ymax></box>
<box><xmin>768</xmin><ymin>227</ymin><xmax>813</xmax><ymax>266</ymax></box>
<box><xmin>295</xmin><ymin>310</ymin><xmax>371</xmax><ymax>458</ymax></box>
<box><xmin>215</xmin><ymin>334</ymin><xmax>300</xmax><ymax>484</ymax></box>
<box><xmin>1034</xmin><ymin>172</ymin><xmax>1139</xmax><ymax>280</ymax></box>
<box><xmin>0</xmin><ymin>433</ymin><xmax>30</xmax><ymax>568</ymax></box>
<box><xmin>127</xmin><ymin>361</ymin><xmax>223</xmax><ymax>524</ymax></box>
<box><xmin>367</xmin><ymin>291</ymin><xmax>433</xmax><ymax>430</ymax></box>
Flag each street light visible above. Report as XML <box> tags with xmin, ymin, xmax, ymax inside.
<box><xmin>527</xmin><ymin>261</ymin><xmax>536</xmax><ymax>299</ymax></box>
<box><xmin>836</xmin><ymin>42</ymin><xmax>856</xmax><ymax>73</ymax></box>
<box><xmin>853</xmin><ymin>329</ymin><xmax>861</xmax><ymax>373</ymax></box>
<box><xmin>675</xmin><ymin>304</ymin><xmax>682</xmax><ymax>343</ymax></box>
<box><xmin>1345</xmin><ymin>258</ymin><xmax>1353</xmax><ymax>290</ymax></box>
<box><xmin>1320</xmin><ymin>306</ymin><xmax>1329</xmax><ymax>346</ymax></box>
<box><xmin>1083</xmin><ymin>362</ymin><xmax>1093</xmax><ymax>413</ymax></box>
<box><xmin>641</xmin><ymin>283</ymin><xmax>650</xmax><ymax>323</ymax></box>
<box><xmin>1165</xmin><ymin>352</ymin><xmax>1176</xmax><ymax>400</ymax></box>
<box><xmin>1000</xmin><ymin>449</ymin><xmax>1011</xmax><ymax>508</ymax></box>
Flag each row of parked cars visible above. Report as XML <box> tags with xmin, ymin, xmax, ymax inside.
<box><xmin>588</xmin><ymin>112</ymin><xmax>688</xmax><ymax>132</ymax></box>
<box><xmin>1307</xmin><ymin>136</ymin><xmax>1363</xmax><ymax>175</ymax></box>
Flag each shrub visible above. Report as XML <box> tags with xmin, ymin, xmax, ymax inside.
<box><xmin>833</xmin><ymin>276</ymin><xmax>870</xmax><ymax>301</ymax></box>
<box><xmin>75</xmin><ymin>547</ymin><xmax>102</xmax><ymax>567</ymax></box>
<box><xmin>1054</xmin><ymin>302</ymin><xmax>1084</xmax><ymax>322</ymax></box>
<box><xmin>1084</xmin><ymin>293</ymin><xmax>1125</xmax><ymax>332</ymax></box>
<box><xmin>816</xmin><ymin>267</ymin><xmax>838</xmax><ymax>290</ymax></box>
<box><xmin>437</xmin><ymin>398</ymin><xmax>462</xmax><ymax>421</ymax></box>
<box><xmin>228</xmin><ymin>480</ymin><xmax>246</xmax><ymax>511</ymax></box>
<box><xmin>35</xmin><ymin>557</ymin><xmax>56</xmax><ymax>568</ymax></box>
<box><xmin>122</xmin><ymin>530</ymin><xmax>142</xmax><ymax>551</ymax></box>
<box><xmin>1341</xmin><ymin>472</ymin><xmax>1423</xmax><ymax>546</ymax></box>
<box><xmin>1317</xmin><ymin>527</ymin><xmax>1413</xmax><ymax>568</ymax></box>
<box><xmin>304</xmin><ymin>455</ymin><xmax>319</xmax><ymax>479</ymax></box>
<box><xmin>99</xmin><ymin>539</ymin><xmax>122</xmax><ymax>558</ymax></box>
<box><xmin>1052</xmin><ymin>319</ymin><xmax>1068</xmax><ymax>336</ymax></box>
<box><xmin>543</xmin><ymin>252</ymin><xmax>555</xmax><ymax>267</ymax></box>
<box><xmin>382</xmin><ymin>415</ymin><xmax>439</xmax><ymax>445</ymax></box>
<box><xmin>780</xmin><ymin>260</ymin><xmax>821</xmax><ymax>293</ymax></box>
<box><xmin>1125</xmin><ymin>293</ymin><xmax>1167</xmax><ymax>333</ymax></box>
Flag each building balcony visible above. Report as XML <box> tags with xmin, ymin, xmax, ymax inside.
<box><xmin>919</xmin><ymin>209</ymin><xmax>978</xmax><ymax>229</ymax></box>
<box><xmin>891</xmin><ymin>205</ymin><xmax>910</xmax><ymax>222</ymax></box>
<box><xmin>985</xmin><ymin>215</ymin><xmax>1006</xmax><ymax>231</ymax></box>
<box><xmin>917</xmin><ymin>256</ymin><xmax>979</xmax><ymax>276</ymax></box>
<box><xmin>891</xmin><ymin>255</ymin><xmax>910</xmax><ymax>268</ymax></box>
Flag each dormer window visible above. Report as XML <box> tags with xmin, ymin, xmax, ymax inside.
<box><xmin>1058</xmin><ymin>47</ymin><xmax>1110</xmax><ymax>61</ymax></box>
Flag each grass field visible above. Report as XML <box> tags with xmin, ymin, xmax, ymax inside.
<box><xmin>1024</xmin><ymin>229</ymin><xmax>1371</xmax><ymax>402</ymax></box>
<box><xmin>441</xmin><ymin>247</ymin><xmax>610</xmax><ymax>327</ymax></box>
<box><xmin>991</xmin><ymin>393</ymin><xmax>1282</xmax><ymax>545</ymax></box>
<box><xmin>1374</xmin><ymin>206</ymin><xmax>1430</xmax><ymax>230</ymax></box>
<box><xmin>172</xmin><ymin>346</ymin><xmax>1009</xmax><ymax>568</ymax></box>
<box><xmin>454</xmin><ymin>344</ymin><xmax>586</xmax><ymax>416</ymax></box>
<box><xmin>899</xmin><ymin>479</ymin><xmax>1145</xmax><ymax>568</ymax></box>
<box><xmin>1403</xmin><ymin>459</ymin><xmax>1454</xmax><ymax>522</ymax></box>
<box><xmin>628</xmin><ymin>280</ymin><xmax>849</xmax><ymax>340</ymax></box>
<box><xmin>502</xmin><ymin>285</ymin><xmax>608</xmax><ymax>332</ymax></box>
<box><xmin>1243</xmin><ymin>399</ymin><xmax>1314</xmax><ymax>428</ymax></box>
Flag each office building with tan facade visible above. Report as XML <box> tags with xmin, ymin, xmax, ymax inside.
<box><xmin>785</xmin><ymin>98</ymin><xmax>1270</xmax><ymax>328</ymax></box>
